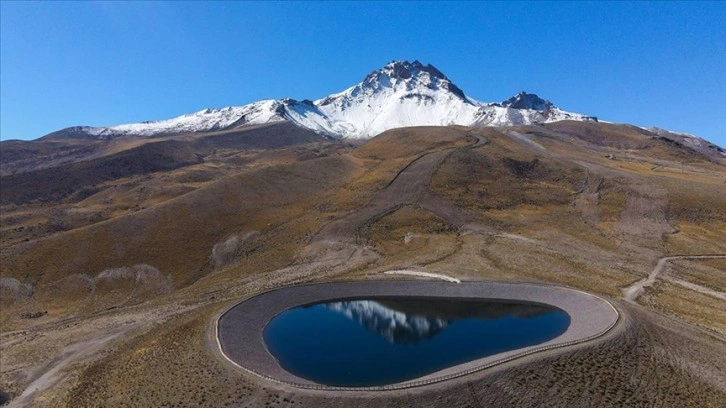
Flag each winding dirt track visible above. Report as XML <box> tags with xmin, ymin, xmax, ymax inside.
<box><xmin>6</xmin><ymin>327</ymin><xmax>134</xmax><ymax>408</ymax></box>
<box><xmin>215</xmin><ymin>280</ymin><xmax>619</xmax><ymax>390</ymax></box>
<box><xmin>316</xmin><ymin>136</ymin><xmax>490</xmax><ymax>244</ymax></box>
<box><xmin>623</xmin><ymin>255</ymin><xmax>726</xmax><ymax>301</ymax></box>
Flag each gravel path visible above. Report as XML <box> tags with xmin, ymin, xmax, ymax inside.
<box><xmin>215</xmin><ymin>280</ymin><xmax>618</xmax><ymax>390</ymax></box>
<box><xmin>6</xmin><ymin>328</ymin><xmax>132</xmax><ymax>408</ymax></box>
<box><xmin>623</xmin><ymin>255</ymin><xmax>726</xmax><ymax>301</ymax></box>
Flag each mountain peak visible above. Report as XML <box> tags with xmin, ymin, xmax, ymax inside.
<box><xmin>501</xmin><ymin>92</ymin><xmax>554</xmax><ymax>110</ymax></box>
<box><xmin>39</xmin><ymin>61</ymin><xmax>599</xmax><ymax>141</ymax></box>
<box><xmin>380</xmin><ymin>60</ymin><xmax>446</xmax><ymax>81</ymax></box>
<box><xmin>360</xmin><ymin>60</ymin><xmax>467</xmax><ymax>100</ymax></box>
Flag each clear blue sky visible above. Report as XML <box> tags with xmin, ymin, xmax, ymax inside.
<box><xmin>2</xmin><ymin>1</ymin><xmax>725</xmax><ymax>146</ymax></box>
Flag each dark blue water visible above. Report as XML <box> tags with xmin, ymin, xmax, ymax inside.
<box><xmin>263</xmin><ymin>297</ymin><xmax>570</xmax><ymax>387</ymax></box>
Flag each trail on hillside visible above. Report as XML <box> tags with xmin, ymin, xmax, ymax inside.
<box><xmin>623</xmin><ymin>255</ymin><xmax>726</xmax><ymax>301</ymax></box>
<box><xmin>7</xmin><ymin>328</ymin><xmax>132</xmax><ymax>408</ymax></box>
<box><xmin>1</xmin><ymin>301</ymin><xmax>202</xmax><ymax>408</ymax></box>
<box><xmin>505</xmin><ymin>130</ymin><xmax>548</xmax><ymax>153</ymax></box>
<box><xmin>314</xmin><ymin>137</ymin><xmax>490</xmax><ymax>245</ymax></box>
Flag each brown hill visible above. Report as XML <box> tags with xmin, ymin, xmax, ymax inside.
<box><xmin>1</xmin><ymin>122</ymin><xmax>725</xmax><ymax>406</ymax></box>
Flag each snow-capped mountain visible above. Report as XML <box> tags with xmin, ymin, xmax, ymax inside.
<box><xmin>42</xmin><ymin>100</ymin><xmax>288</xmax><ymax>140</ymax></box>
<box><xmin>480</xmin><ymin>91</ymin><xmax>597</xmax><ymax>126</ymax></box>
<box><xmin>45</xmin><ymin>60</ymin><xmax>600</xmax><ymax>140</ymax></box>
<box><xmin>281</xmin><ymin>61</ymin><xmax>484</xmax><ymax>138</ymax></box>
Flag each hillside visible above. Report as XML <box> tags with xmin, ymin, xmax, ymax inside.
<box><xmin>1</xmin><ymin>120</ymin><xmax>725</xmax><ymax>406</ymax></box>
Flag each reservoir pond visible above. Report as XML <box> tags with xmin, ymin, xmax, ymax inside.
<box><xmin>263</xmin><ymin>297</ymin><xmax>570</xmax><ymax>387</ymax></box>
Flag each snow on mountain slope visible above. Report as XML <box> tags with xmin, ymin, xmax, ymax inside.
<box><xmin>645</xmin><ymin>127</ymin><xmax>726</xmax><ymax>158</ymax></box>
<box><xmin>98</xmin><ymin>100</ymin><xmax>285</xmax><ymax>139</ymax></box>
<box><xmin>42</xmin><ymin>100</ymin><xmax>288</xmax><ymax>140</ymax></box>
<box><xmin>282</xmin><ymin>62</ymin><xmax>597</xmax><ymax>138</ymax></box>
<box><xmin>282</xmin><ymin>61</ymin><xmax>484</xmax><ymax>138</ymax></box>
<box><xmin>474</xmin><ymin>91</ymin><xmax>597</xmax><ymax>127</ymax></box>
<box><xmin>44</xmin><ymin>60</ymin><xmax>598</xmax><ymax>140</ymax></box>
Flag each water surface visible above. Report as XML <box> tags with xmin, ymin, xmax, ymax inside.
<box><xmin>263</xmin><ymin>297</ymin><xmax>570</xmax><ymax>387</ymax></box>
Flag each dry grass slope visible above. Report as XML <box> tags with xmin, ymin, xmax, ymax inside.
<box><xmin>1</xmin><ymin>123</ymin><xmax>725</xmax><ymax>406</ymax></box>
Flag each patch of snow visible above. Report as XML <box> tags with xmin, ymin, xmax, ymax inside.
<box><xmin>644</xmin><ymin>127</ymin><xmax>726</xmax><ymax>157</ymax></box>
<box><xmin>384</xmin><ymin>269</ymin><xmax>461</xmax><ymax>283</ymax></box>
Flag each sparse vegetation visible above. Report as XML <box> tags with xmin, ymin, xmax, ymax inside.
<box><xmin>212</xmin><ymin>235</ymin><xmax>242</xmax><ymax>269</ymax></box>
<box><xmin>212</xmin><ymin>232</ymin><xmax>260</xmax><ymax>269</ymax></box>
<box><xmin>1</xmin><ymin>123</ymin><xmax>725</xmax><ymax>406</ymax></box>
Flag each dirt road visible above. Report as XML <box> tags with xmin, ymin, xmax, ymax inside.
<box><xmin>623</xmin><ymin>255</ymin><xmax>726</xmax><ymax>301</ymax></box>
<box><xmin>316</xmin><ymin>138</ymin><xmax>489</xmax><ymax>244</ymax></box>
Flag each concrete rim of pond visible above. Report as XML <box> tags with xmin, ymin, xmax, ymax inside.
<box><xmin>214</xmin><ymin>280</ymin><xmax>619</xmax><ymax>391</ymax></box>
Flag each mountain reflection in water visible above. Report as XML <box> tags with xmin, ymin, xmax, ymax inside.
<box><xmin>325</xmin><ymin>298</ymin><xmax>558</xmax><ymax>344</ymax></box>
<box><xmin>326</xmin><ymin>300</ymin><xmax>448</xmax><ymax>343</ymax></box>
<box><xmin>264</xmin><ymin>296</ymin><xmax>571</xmax><ymax>386</ymax></box>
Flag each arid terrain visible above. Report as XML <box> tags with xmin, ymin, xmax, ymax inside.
<box><xmin>1</xmin><ymin>121</ymin><xmax>725</xmax><ymax>406</ymax></box>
